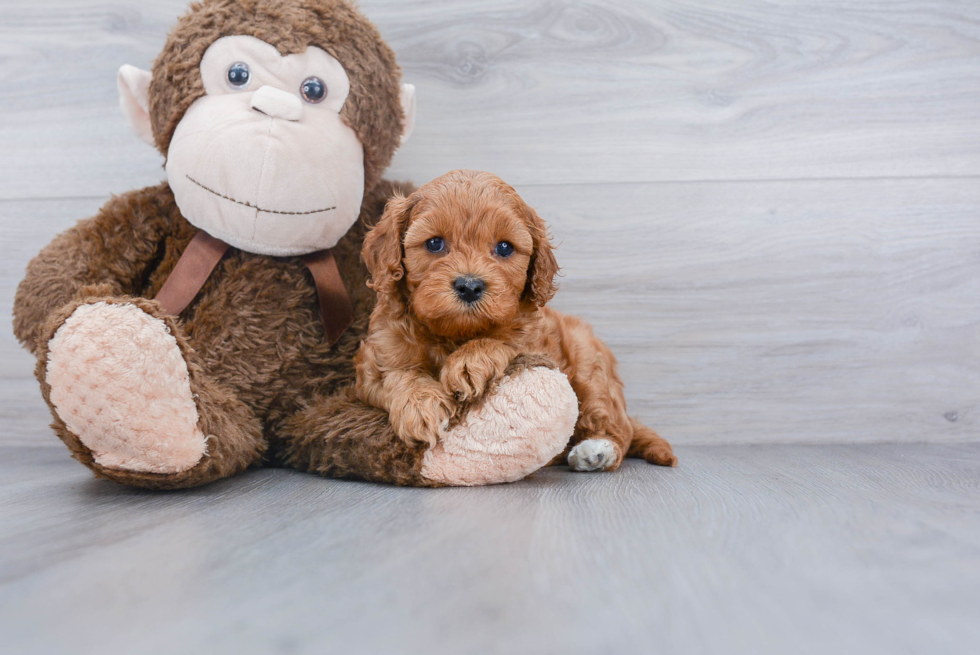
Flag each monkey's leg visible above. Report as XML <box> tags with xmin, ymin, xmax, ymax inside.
<box><xmin>281</xmin><ymin>355</ymin><xmax>579</xmax><ymax>487</ymax></box>
<box><xmin>36</xmin><ymin>295</ymin><xmax>265</xmax><ymax>490</ymax></box>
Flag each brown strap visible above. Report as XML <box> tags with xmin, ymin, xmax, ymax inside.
<box><xmin>155</xmin><ymin>230</ymin><xmax>230</xmax><ymax>316</ymax></box>
<box><xmin>156</xmin><ymin>230</ymin><xmax>353</xmax><ymax>346</ymax></box>
<box><xmin>302</xmin><ymin>248</ymin><xmax>354</xmax><ymax>347</ymax></box>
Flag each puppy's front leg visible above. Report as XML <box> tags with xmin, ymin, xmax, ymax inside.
<box><xmin>383</xmin><ymin>369</ymin><xmax>455</xmax><ymax>447</ymax></box>
<box><xmin>356</xmin><ymin>341</ymin><xmax>454</xmax><ymax>446</ymax></box>
<box><xmin>440</xmin><ymin>339</ymin><xmax>518</xmax><ymax>403</ymax></box>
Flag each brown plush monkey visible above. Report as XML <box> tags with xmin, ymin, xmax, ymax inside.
<box><xmin>12</xmin><ymin>0</ymin><xmax>577</xmax><ymax>489</ymax></box>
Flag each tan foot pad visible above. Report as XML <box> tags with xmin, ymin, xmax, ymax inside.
<box><xmin>46</xmin><ymin>302</ymin><xmax>207</xmax><ymax>474</ymax></box>
<box><xmin>421</xmin><ymin>366</ymin><xmax>578</xmax><ymax>486</ymax></box>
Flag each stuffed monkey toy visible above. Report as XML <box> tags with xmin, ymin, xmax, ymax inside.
<box><xmin>12</xmin><ymin>0</ymin><xmax>578</xmax><ymax>489</ymax></box>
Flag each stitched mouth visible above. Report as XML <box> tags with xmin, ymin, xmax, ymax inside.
<box><xmin>186</xmin><ymin>175</ymin><xmax>336</xmax><ymax>216</ymax></box>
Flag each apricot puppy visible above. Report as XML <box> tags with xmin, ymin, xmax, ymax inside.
<box><xmin>355</xmin><ymin>170</ymin><xmax>676</xmax><ymax>471</ymax></box>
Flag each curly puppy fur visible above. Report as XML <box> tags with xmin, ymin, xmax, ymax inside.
<box><xmin>356</xmin><ymin>170</ymin><xmax>677</xmax><ymax>470</ymax></box>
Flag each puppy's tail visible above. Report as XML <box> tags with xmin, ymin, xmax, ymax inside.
<box><xmin>626</xmin><ymin>417</ymin><xmax>678</xmax><ymax>467</ymax></box>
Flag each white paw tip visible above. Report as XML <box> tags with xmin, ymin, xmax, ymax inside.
<box><xmin>568</xmin><ymin>438</ymin><xmax>618</xmax><ymax>472</ymax></box>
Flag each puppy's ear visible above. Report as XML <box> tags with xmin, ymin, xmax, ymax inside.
<box><xmin>521</xmin><ymin>202</ymin><xmax>559</xmax><ymax>307</ymax></box>
<box><xmin>363</xmin><ymin>193</ymin><xmax>417</xmax><ymax>297</ymax></box>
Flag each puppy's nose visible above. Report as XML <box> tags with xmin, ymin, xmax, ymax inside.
<box><xmin>454</xmin><ymin>276</ymin><xmax>486</xmax><ymax>304</ymax></box>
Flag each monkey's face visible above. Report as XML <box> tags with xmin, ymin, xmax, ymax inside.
<box><xmin>165</xmin><ymin>36</ymin><xmax>365</xmax><ymax>256</ymax></box>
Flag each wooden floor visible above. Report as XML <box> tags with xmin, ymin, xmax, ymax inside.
<box><xmin>2</xmin><ymin>2</ymin><xmax>980</xmax><ymax>653</ymax></box>
<box><xmin>2</xmin><ymin>443</ymin><xmax>979</xmax><ymax>655</ymax></box>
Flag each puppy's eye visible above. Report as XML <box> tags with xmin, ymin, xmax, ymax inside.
<box><xmin>227</xmin><ymin>62</ymin><xmax>251</xmax><ymax>88</ymax></box>
<box><xmin>426</xmin><ymin>237</ymin><xmax>446</xmax><ymax>253</ymax></box>
<box><xmin>494</xmin><ymin>241</ymin><xmax>515</xmax><ymax>258</ymax></box>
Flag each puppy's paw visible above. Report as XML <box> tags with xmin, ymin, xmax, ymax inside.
<box><xmin>391</xmin><ymin>387</ymin><xmax>454</xmax><ymax>446</ymax></box>
<box><xmin>441</xmin><ymin>341</ymin><xmax>513</xmax><ymax>403</ymax></box>
<box><xmin>568</xmin><ymin>438</ymin><xmax>622</xmax><ymax>472</ymax></box>
<box><xmin>441</xmin><ymin>358</ymin><xmax>493</xmax><ymax>403</ymax></box>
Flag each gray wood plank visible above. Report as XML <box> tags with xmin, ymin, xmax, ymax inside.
<box><xmin>525</xmin><ymin>177</ymin><xmax>980</xmax><ymax>445</ymax></box>
<box><xmin>1</xmin><ymin>443</ymin><xmax>978</xmax><ymax>655</ymax></box>
<box><xmin>2</xmin><ymin>0</ymin><xmax>980</xmax><ymax>200</ymax></box>
<box><xmin>3</xmin><ymin>177</ymin><xmax>979</xmax><ymax>447</ymax></box>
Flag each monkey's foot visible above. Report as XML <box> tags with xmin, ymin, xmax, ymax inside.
<box><xmin>45</xmin><ymin>301</ymin><xmax>208</xmax><ymax>474</ymax></box>
<box><xmin>420</xmin><ymin>365</ymin><xmax>578</xmax><ymax>486</ymax></box>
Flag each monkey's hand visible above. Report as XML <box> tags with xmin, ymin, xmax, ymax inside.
<box><xmin>441</xmin><ymin>339</ymin><xmax>518</xmax><ymax>404</ymax></box>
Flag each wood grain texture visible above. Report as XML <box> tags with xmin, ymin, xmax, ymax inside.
<box><xmin>1</xmin><ymin>443</ymin><xmax>978</xmax><ymax>655</ymax></box>
<box><xmin>1</xmin><ymin>0</ymin><xmax>980</xmax><ymax>199</ymax></box>
<box><xmin>527</xmin><ymin>178</ymin><xmax>980</xmax><ymax>444</ymax></box>
<box><xmin>2</xmin><ymin>4</ymin><xmax>979</xmax><ymax>651</ymax></box>
<box><xmin>3</xmin><ymin>5</ymin><xmax>979</xmax><ymax>653</ymax></box>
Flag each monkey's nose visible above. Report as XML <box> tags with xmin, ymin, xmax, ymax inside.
<box><xmin>250</xmin><ymin>85</ymin><xmax>304</xmax><ymax>121</ymax></box>
<box><xmin>454</xmin><ymin>276</ymin><xmax>486</xmax><ymax>304</ymax></box>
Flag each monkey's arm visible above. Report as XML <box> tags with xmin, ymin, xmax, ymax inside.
<box><xmin>285</xmin><ymin>354</ymin><xmax>578</xmax><ymax>487</ymax></box>
<box><xmin>13</xmin><ymin>184</ymin><xmax>176</xmax><ymax>353</ymax></box>
<box><xmin>282</xmin><ymin>386</ymin><xmax>440</xmax><ymax>487</ymax></box>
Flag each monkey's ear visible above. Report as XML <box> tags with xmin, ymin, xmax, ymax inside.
<box><xmin>117</xmin><ymin>65</ymin><xmax>155</xmax><ymax>146</ymax></box>
<box><xmin>398</xmin><ymin>83</ymin><xmax>416</xmax><ymax>147</ymax></box>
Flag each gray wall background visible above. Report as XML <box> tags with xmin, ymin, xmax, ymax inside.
<box><xmin>2</xmin><ymin>0</ymin><xmax>979</xmax><ymax>446</ymax></box>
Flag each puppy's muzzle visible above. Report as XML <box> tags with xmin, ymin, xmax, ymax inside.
<box><xmin>453</xmin><ymin>275</ymin><xmax>486</xmax><ymax>304</ymax></box>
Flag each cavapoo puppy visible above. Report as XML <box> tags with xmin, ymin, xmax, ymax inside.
<box><xmin>355</xmin><ymin>170</ymin><xmax>676</xmax><ymax>472</ymax></box>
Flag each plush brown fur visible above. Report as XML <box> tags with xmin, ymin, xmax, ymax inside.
<box><xmin>356</xmin><ymin>170</ymin><xmax>677</xmax><ymax>469</ymax></box>
<box><xmin>15</xmin><ymin>179</ymin><xmax>424</xmax><ymax>488</ymax></box>
<box><xmin>12</xmin><ymin>0</ymin><xmax>433</xmax><ymax>489</ymax></box>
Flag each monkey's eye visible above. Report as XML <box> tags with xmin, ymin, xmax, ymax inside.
<box><xmin>495</xmin><ymin>241</ymin><xmax>515</xmax><ymax>257</ymax></box>
<box><xmin>227</xmin><ymin>62</ymin><xmax>250</xmax><ymax>88</ymax></box>
<box><xmin>301</xmin><ymin>76</ymin><xmax>327</xmax><ymax>104</ymax></box>
<box><xmin>426</xmin><ymin>237</ymin><xmax>446</xmax><ymax>253</ymax></box>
